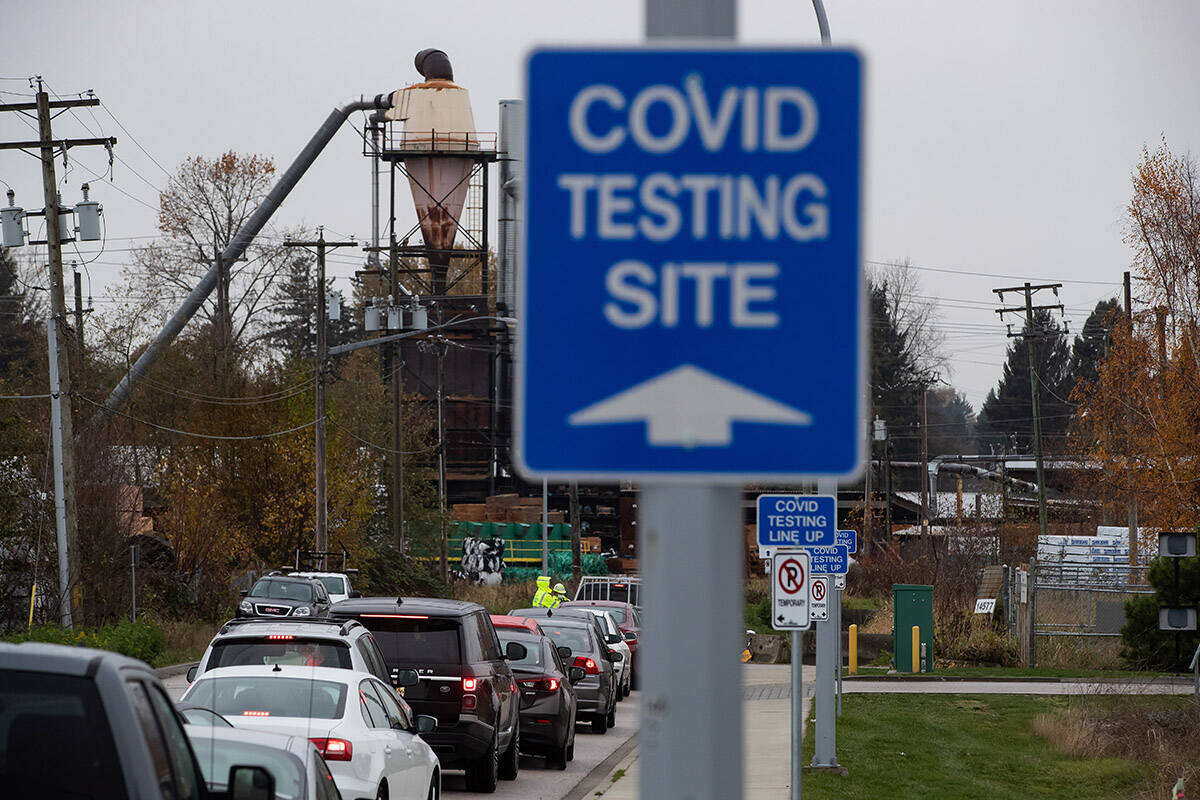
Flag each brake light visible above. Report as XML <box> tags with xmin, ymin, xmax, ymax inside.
<box><xmin>359</xmin><ymin>613</ymin><xmax>429</xmax><ymax>619</ymax></box>
<box><xmin>267</xmin><ymin>634</ymin><xmax>294</xmax><ymax>640</ymax></box>
<box><xmin>520</xmin><ymin>677</ymin><xmax>559</xmax><ymax>692</ymax></box>
<box><xmin>573</xmin><ymin>656</ymin><xmax>600</xmax><ymax>675</ymax></box>
<box><xmin>462</xmin><ymin>677</ymin><xmax>477</xmax><ymax>691</ymax></box>
<box><xmin>310</xmin><ymin>738</ymin><xmax>353</xmax><ymax>762</ymax></box>
<box><xmin>242</xmin><ymin>711</ymin><xmax>270</xmax><ymax>717</ymax></box>
<box><xmin>614</xmin><ymin>583</ymin><xmax>626</xmax><ymax>588</ymax></box>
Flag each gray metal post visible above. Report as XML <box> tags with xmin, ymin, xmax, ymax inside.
<box><xmin>642</xmin><ymin>9</ymin><xmax>740</xmax><ymax>800</ymax></box>
<box><xmin>542</xmin><ymin>478</ymin><xmax>549</xmax><ymax>573</ymax></box>
<box><xmin>640</xmin><ymin>485</ymin><xmax>742</xmax><ymax>800</ymax></box>
<box><xmin>791</xmin><ymin>630</ymin><xmax>803</xmax><ymax>800</ymax></box>
<box><xmin>836</xmin><ymin>588</ymin><xmax>843</xmax><ymax>717</ymax></box>
<box><xmin>130</xmin><ymin>544</ymin><xmax>137</xmax><ymax>623</ymax></box>
<box><xmin>812</xmin><ymin>478</ymin><xmax>838</xmax><ymax>767</ymax></box>
<box><xmin>46</xmin><ymin>318</ymin><xmax>72</xmax><ymax>628</ymax></box>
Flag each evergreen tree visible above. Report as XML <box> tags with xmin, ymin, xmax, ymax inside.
<box><xmin>266</xmin><ymin>251</ymin><xmax>357</xmax><ymax>361</ymax></box>
<box><xmin>868</xmin><ymin>279</ymin><xmax>928</xmax><ymax>461</ymax></box>
<box><xmin>0</xmin><ymin>247</ymin><xmax>35</xmax><ymax>381</ymax></box>
<box><xmin>1068</xmin><ymin>298</ymin><xmax>1119</xmax><ymax>395</ymax></box>
<box><xmin>976</xmin><ymin>309</ymin><xmax>1072</xmax><ymax>453</ymax></box>
<box><xmin>926</xmin><ymin>386</ymin><xmax>977</xmax><ymax>456</ymax></box>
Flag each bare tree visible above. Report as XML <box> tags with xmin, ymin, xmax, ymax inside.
<box><xmin>870</xmin><ymin>258</ymin><xmax>945</xmax><ymax>378</ymax></box>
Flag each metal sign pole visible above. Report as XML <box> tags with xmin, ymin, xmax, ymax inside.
<box><xmin>791</xmin><ymin>630</ymin><xmax>804</xmax><ymax>800</ymax></box>
<box><xmin>640</xmin><ymin>485</ymin><xmax>743</xmax><ymax>800</ymax></box>
<box><xmin>812</xmin><ymin>478</ymin><xmax>839</xmax><ymax>768</ymax></box>
<box><xmin>836</xmin><ymin>588</ymin><xmax>843</xmax><ymax>717</ymax></box>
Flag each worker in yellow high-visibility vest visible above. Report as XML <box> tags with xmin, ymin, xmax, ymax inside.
<box><xmin>545</xmin><ymin>583</ymin><xmax>568</xmax><ymax>609</ymax></box>
<box><xmin>533</xmin><ymin>575</ymin><xmax>551</xmax><ymax>608</ymax></box>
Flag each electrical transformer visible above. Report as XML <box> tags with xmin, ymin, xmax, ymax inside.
<box><xmin>75</xmin><ymin>183</ymin><xmax>102</xmax><ymax>241</ymax></box>
<box><xmin>1</xmin><ymin>191</ymin><xmax>24</xmax><ymax>248</ymax></box>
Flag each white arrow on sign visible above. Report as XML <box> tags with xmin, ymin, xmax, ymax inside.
<box><xmin>567</xmin><ymin>364</ymin><xmax>812</xmax><ymax>447</ymax></box>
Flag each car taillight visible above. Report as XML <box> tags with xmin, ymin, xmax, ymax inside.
<box><xmin>266</xmin><ymin>634</ymin><xmax>293</xmax><ymax>640</ymax></box>
<box><xmin>462</xmin><ymin>674</ymin><xmax>478</xmax><ymax>711</ymax></box>
<box><xmin>520</xmin><ymin>677</ymin><xmax>559</xmax><ymax>692</ymax></box>
<box><xmin>310</xmin><ymin>738</ymin><xmax>353</xmax><ymax>762</ymax></box>
<box><xmin>573</xmin><ymin>656</ymin><xmax>600</xmax><ymax>675</ymax></box>
<box><xmin>462</xmin><ymin>677</ymin><xmax>477</xmax><ymax>692</ymax></box>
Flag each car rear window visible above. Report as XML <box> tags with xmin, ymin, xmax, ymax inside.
<box><xmin>250</xmin><ymin>579</ymin><xmax>313</xmax><ymax>602</ymax></box>
<box><xmin>185</xmin><ymin>676</ymin><xmax>347</xmax><ymax>719</ymax></box>
<box><xmin>543</xmin><ymin>625</ymin><xmax>593</xmax><ymax>655</ymax></box>
<box><xmin>189</xmin><ymin>737</ymin><xmax>305</xmax><ymax>800</ymax></box>
<box><xmin>208</xmin><ymin>638</ymin><xmax>351</xmax><ymax>670</ymax></box>
<box><xmin>0</xmin><ymin>668</ymin><xmax>127</xmax><ymax>800</ymax></box>
<box><xmin>357</xmin><ymin>616</ymin><xmax>461</xmax><ymax>664</ymax></box>
<box><xmin>496</xmin><ymin>631</ymin><xmax>543</xmax><ymax>667</ymax></box>
<box><xmin>604</xmin><ymin>607</ymin><xmax>630</xmax><ymax>623</ymax></box>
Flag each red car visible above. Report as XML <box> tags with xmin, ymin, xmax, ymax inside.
<box><xmin>559</xmin><ymin>600</ymin><xmax>641</xmax><ymax>688</ymax></box>
<box><xmin>490</xmin><ymin>614</ymin><xmax>546</xmax><ymax>635</ymax></box>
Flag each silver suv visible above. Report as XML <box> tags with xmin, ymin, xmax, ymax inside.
<box><xmin>190</xmin><ymin>618</ymin><xmax>401</xmax><ymax>691</ymax></box>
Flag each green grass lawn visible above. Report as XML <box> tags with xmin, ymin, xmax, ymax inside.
<box><xmin>801</xmin><ymin>694</ymin><xmax>1146</xmax><ymax>800</ymax></box>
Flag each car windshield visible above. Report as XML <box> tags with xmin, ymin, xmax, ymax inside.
<box><xmin>358</xmin><ymin>616</ymin><xmax>461</xmax><ymax>664</ymax></box>
<box><xmin>185</xmin><ymin>676</ymin><xmax>347</xmax><ymax>720</ymax></box>
<box><xmin>0</xmin><ymin>668</ymin><xmax>127</xmax><ymax>800</ymax></box>
<box><xmin>208</xmin><ymin>638</ymin><xmax>351</xmax><ymax>670</ymax></box>
<box><xmin>497</xmin><ymin>631</ymin><xmax>543</xmax><ymax>667</ymax></box>
<box><xmin>250</xmin><ymin>579</ymin><xmax>313</xmax><ymax>602</ymax></box>
<box><xmin>543</xmin><ymin>624</ymin><xmax>593</xmax><ymax>655</ymax></box>
<box><xmin>188</xmin><ymin>736</ymin><xmax>305</xmax><ymax>799</ymax></box>
<box><xmin>317</xmin><ymin>576</ymin><xmax>345</xmax><ymax>595</ymax></box>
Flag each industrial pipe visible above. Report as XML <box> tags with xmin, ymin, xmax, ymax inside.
<box><xmin>414</xmin><ymin>48</ymin><xmax>454</xmax><ymax>81</ymax></box>
<box><xmin>102</xmin><ymin>92</ymin><xmax>394</xmax><ymax>415</ymax></box>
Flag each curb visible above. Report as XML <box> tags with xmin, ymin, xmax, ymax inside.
<box><xmin>562</xmin><ymin>732</ymin><xmax>639</xmax><ymax>800</ymax></box>
<box><xmin>155</xmin><ymin>660</ymin><xmax>199</xmax><ymax>679</ymax></box>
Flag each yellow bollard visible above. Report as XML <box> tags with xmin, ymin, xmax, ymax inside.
<box><xmin>848</xmin><ymin>623</ymin><xmax>858</xmax><ymax>674</ymax></box>
<box><xmin>27</xmin><ymin>583</ymin><xmax>36</xmax><ymax>630</ymax></box>
<box><xmin>911</xmin><ymin>625</ymin><xmax>920</xmax><ymax>673</ymax></box>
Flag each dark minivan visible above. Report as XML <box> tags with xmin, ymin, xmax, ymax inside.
<box><xmin>332</xmin><ymin>597</ymin><xmax>525</xmax><ymax>793</ymax></box>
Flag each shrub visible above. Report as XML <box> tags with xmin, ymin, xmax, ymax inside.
<box><xmin>1120</xmin><ymin>553</ymin><xmax>1200</xmax><ymax>671</ymax></box>
<box><xmin>4</xmin><ymin>620</ymin><xmax>166</xmax><ymax>666</ymax></box>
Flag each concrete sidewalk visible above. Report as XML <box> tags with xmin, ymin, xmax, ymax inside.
<box><xmin>596</xmin><ymin>664</ymin><xmax>810</xmax><ymax>800</ymax></box>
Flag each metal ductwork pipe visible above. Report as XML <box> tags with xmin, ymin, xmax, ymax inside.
<box><xmin>414</xmin><ymin>49</ymin><xmax>454</xmax><ymax>81</ymax></box>
<box><xmin>102</xmin><ymin>92</ymin><xmax>394</xmax><ymax>415</ymax></box>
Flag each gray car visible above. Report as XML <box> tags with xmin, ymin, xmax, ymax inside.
<box><xmin>185</xmin><ymin>724</ymin><xmax>343</xmax><ymax>800</ymax></box>
<box><xmin>533</xmin><ymin>618</ymin><xmax>618</xmax><ymax>734</ymax></box>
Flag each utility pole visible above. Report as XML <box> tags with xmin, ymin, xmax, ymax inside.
<box><xmin>72</xmin><ymin>265</ymin><xmax>85</xmax><ymax>354</ymax></box>
<box><xmin>0</xmin><ymin>83</ymin><xmax>117</xmax><ymax>626</ymax></box>
<box><xmin>390</xmin><ymin>236</ymin><xmax>405</xmax><ymax>552</ymax></box>
<box><xmin>993</xmin><ymin>282</ymin><xmax>1064</xmax><ymax>540</ymax></box>
<box><xmin>1124</xmin><ymin>272</ymin><xmax>1138</xmax><ymax>567</ymax></box>
<box><xmin>284</xmin><ymin>231</ymin><xmax>356</xmax><ymax>554</ymax></box>
<box><xmin>569</xmin><ymin>481</ymin><xmax>582</xmax><ymax>580</ymax></box>
<box><xmin>919</xmin><ymin>388</ymin><xmax>929</xmax><ymax>540</ymax></box>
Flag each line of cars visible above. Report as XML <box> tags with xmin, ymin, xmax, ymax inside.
<box><xmin>0</xmin><ymin>572</ymin><xmax>643</xmax><ymax>800</ymax></box>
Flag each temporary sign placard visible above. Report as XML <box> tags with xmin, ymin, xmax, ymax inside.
<box><xmin>809</xmin><ymin>575</ymin><xmax>829</xmax><ymax>622</ymax></box>
<box><xmin>757</xmin><ymin>494</ymin><xmax>836</xmax><ymax>548</ymax></box>
<box><xmin>519</xmin><ymin>48</ymin><xmax>864</xmax><ymax>481</ymax></box>
<box><xmin>771</xmin><ymin>548</ymin><xmax>811</xmax><ymax>630</ymax></box>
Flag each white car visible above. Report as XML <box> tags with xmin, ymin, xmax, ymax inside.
<box><xmin>579</xmin><ymin>609</ymin><xmax>632</xmax><ymax>698</ymax></box>
<box><xmin>184</xmin><ymin>665</ymin><xmax>441</xmax><ymax>800</ymax></box>
<box><xmin>291</xmin><ymin>571</ymin><xmax>359</xmax><ymax>604</ymax></box>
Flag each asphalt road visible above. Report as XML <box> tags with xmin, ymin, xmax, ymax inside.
<box><xmin>164</xmin><ymin>673</ymin><xmax>639</xmax><ymax>800</ymax></box>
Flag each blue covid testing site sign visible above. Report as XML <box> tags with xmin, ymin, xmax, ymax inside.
<box><xmin>518</xmin><ymin>48</ymin><xmax>864</xmax><ymax>480</ymax></box>
<box><xmin>808</xmin><ymin>545</ymin><xmax>850</xmax><ymax>574</ymax></box>
<box><xmin>836</xmin><ymin>529</ymin><xmax>857</xmax><ymax>554</ymax></box>
<box><xmin>757</xmin><ymin>495</ymin><xmax>836</xmax><ymax>548</ymax></box>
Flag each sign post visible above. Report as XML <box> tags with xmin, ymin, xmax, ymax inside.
<box><xmin>519</xmin><ymin>6</ymin><xmax>863</xmax><ymax>799</ymax></box>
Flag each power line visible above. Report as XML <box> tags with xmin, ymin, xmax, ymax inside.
<box><xmin>75</xmin><ymin>392</ymin><xmax>319</xmax><ymax>440</ymax></box>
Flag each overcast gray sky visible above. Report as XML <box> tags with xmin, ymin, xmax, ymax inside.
<box><xmin>4</xmin><ymin>0</ymin><xmax>1198</xmax><ymax>409</ymax></box>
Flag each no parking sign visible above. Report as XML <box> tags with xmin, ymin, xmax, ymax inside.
<box><xmin>770</xmin><ymin>548</ymin><xmax>812</xmax><ymax>630</ymax></box>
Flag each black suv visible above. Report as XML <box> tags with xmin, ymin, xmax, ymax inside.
<box><xmin>332</xmin><ymin>597</ymin><xmax>526</xmax><ymax>792</ymax></box>
<box><xmin>237</xmin><ymin>573</ymin><xmax>331</xmax><ymax>619</ymax></box>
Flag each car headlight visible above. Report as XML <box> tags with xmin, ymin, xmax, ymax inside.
<box><xmin>293</xmin><ymin>606</ymin><xmax>311</xmax><ymax>616</ymax></box>
<box><xmin>238</xmin><ymin>600</ymin><xmax>252</xmax><ymax>613</ymax></box>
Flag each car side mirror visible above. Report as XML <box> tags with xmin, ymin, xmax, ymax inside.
<box><xmin>349</xmin><ymin>590</ymin><xmax>362</xmax><ymax>599</ymax></box>
<box><xmin>608</xmin><ymin>650</ymin><xmax>623</xmax><ymax>662</ymax></box>
<box><xmin>186</xmin><ymin>665</ymin><xmax>198</xmax><ymax>683</ymax></box>
<box><xmin>395</xmin><ymin>669</ymin><xmax>419</xmax><ymax>688</ymax></box>
<box><xmin>239</xmin><ymin>590</ymin><xmax>248</xmax><ymax>598</ymax></box>
<box><xmin>568</xmin><ymin>666</ymin><xmax>586</xmax><ymax>684</ymax></box>
<box><xmin>229</xmin><ymin>765</ymin><xmax>274</xmax><ymax>800</ymax></box>
<box><xmin>505</xmin><ymin>641</ymin><xmax>527</xmax><ymax>661</ymax></box>
<box><xmin>606</xmin><ymin>634</ymin><xmax>621</xmax><ymax>645</ymax></box>
<box><xmin>556</xmin><ymin>645</ymin><xmax>572</xmax><ymax>661</ymax></box>
<box><xmin>416</xmin><ymin>714</ymin><xmax>437</xmax><ymax>734</ymax></box>
<box><xmin>624</xmin><ymin>632</ymin><xmax>636</xmax><ymax>642</ymax></box>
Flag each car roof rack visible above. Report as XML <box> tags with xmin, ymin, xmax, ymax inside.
<box><xmin>217</xmin><ymin>617</ymin><xmax>362</xmax><ymax>636</ymax></box>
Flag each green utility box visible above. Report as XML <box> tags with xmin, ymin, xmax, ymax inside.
<box><xmin>893</xmin><ymin>584</ymin><xmax>934</xmax><ymax>673</ymax></box>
